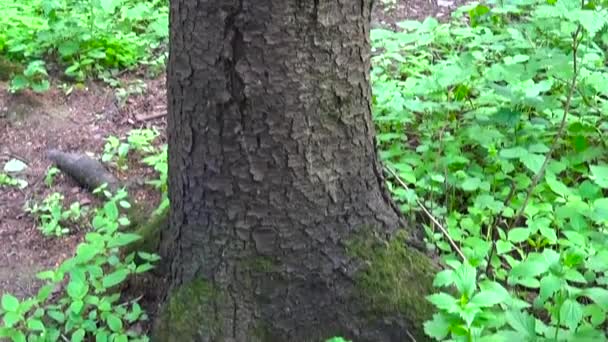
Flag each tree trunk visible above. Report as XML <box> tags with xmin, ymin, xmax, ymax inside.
<box><xmin>155</xmin><ymin>1</ymin><xmax>435</xmax><ymax>341</ymax></box>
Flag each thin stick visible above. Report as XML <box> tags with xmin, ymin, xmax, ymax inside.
<box><xmin>509</xmin><ymin>25</ymin><xmax>582</xmax><ymax>229</ymax></box>
<box><xmin>385</xmin><ymin>165</ymin><xmax>468</xmax><ymax>262</ymax></box>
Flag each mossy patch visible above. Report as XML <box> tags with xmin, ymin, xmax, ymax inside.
<box><xmin>347</xmin><ymin>229</ymin><xmax>436</xmax><ymax>325</ymax></box>
<box><xmin>153</xmin><ymin>278</ymin><xmax>224</xmax><ymax>341</ymax></box>
<box><xmin>241</xmin><ymin>255</ymin><xmax>279</xmax><ymax>273</ymax></box>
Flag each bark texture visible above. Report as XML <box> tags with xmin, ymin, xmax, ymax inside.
<box><xmin>157</xmin><ymin>1</ymin><xmax>434</xmax><ymax>341</ymax></box>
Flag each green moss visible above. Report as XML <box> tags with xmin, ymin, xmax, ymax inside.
<box><xmin>153</xmin><ymin>279</ymin><xmax>224</xmax><ymax>341</ymax></box>
<box><xmin>241</xmin><ymin>256</ymin><xmax>279</xmax><ymax>273</ymax></box>
<box><xmin>347</xmin><ymin>229</ymin><xmax>436</xmax><ymax>325</ymax></box>
<box><xmin>249</xmin><ymin>321</ymin><xmax>272</xmax><ymax>341</ymax></box>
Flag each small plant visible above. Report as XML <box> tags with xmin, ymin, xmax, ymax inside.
<box><xmin>102</xmin><ymin>129</ymin><xmax>160</xmax><ymax>170</ymax></box>
<box><xmin>325</xmin><ymin>337</ymin><xmax>351</xmax><ymax>342</ymax></box>
<box><xmin>127</xmin><ymin>128</ymin><xmax>159</xmax><ymax>154</ymax></box>
<box><xmin>141</xmin><ymin>144</ymin><xmax>167</xmax><ymax>195</ymax></box>
<box><xmin>0</xmin><ymin>0</ymin><xmax>169</xmax><ymax>90</ymax></box>
<box><xmin>0</xmin><ymin>172</ymin><xmax>26</xmax><ymax>189</ymax></box>
<box><xmin>9</xmin><ymin>60</ymin><xmax>49</xmax><ymax>93</ymax></box>
<box><xmin>44</xmin><ymin>166</ymin><xmax>60</xmax><ymax>187</ymax></box>
<box><xmin>26</xmin><ymin>192</ymin><xmax>84</xmax><ymax>237</ymax></box>
<box><xmin>102</xmin><ymin>135</ymin><xmax>131</xmax><ymax>170</ymax></box>
<box><xmin>0</xmin><ymin>188</ymin><xmax>159</xmax><ymax>341</ymax></box>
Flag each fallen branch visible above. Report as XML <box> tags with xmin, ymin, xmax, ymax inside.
<box><xmin>47</xmin><ymin>149</ymin><xmax>120</xmax><ymax>192</ymax></box>
<box><xmin>135</xmin><ymin>112</ymin><xmax>166</xmax><ymax>122</ymax></box>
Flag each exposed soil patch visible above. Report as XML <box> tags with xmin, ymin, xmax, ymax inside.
<box><xmin>0</xmin><ymin>76</ymin><xmax>166</xmax><ymax>298</ymax></box>
<box><xmin>372</xmin><ymin>0</ymin><xmax>470</xmax><ymax>28</ymax></box>
<box><xmin>0</xmin><ymin>0</ymin><xmax>463</xmax><ymax>300</ymax></box>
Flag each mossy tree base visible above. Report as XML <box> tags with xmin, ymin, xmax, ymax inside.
<box><xmin>152</xmin><ymin>230</ymin><xmax>436</xmax><ymax>342</ymax></box>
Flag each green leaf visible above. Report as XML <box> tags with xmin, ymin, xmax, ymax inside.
<box><xmin>572</xmin><ymin>9</ymin><xmax>608</xmax><ymax>37</ymax></box>
<box><xmin>47</xmin><ymin>310</ymin><xmax>65</xmax><ymax>323</ymax></box>
<box><xmin>520</xmin><ymin>152</ymin><xmax>544</xmax><ymax>174</ymax></box>
<box><xmin>106</xmin><ymin>313</ymin><xmax>123</xmax><ymax>332</ymax></box>
<box><xmin>426</xmin><ymin>292</ymin><xmax>457</xmax><ymax>311</ymax></box>
<box><xmin>433</xmin><ymin>269</ymin><xmax>454</xmax><ymax>288</ymax></box>
<box><xmin>589</xmin><ymin>164</ymin><xmax>608</xmax><ymax>188</ymax></box>
<box><xmin>461</xmin><ymin>177</ymin><xmax>481</xmax><ymax>192</ymax></box>
<box><xmin>103</xmin><ymin>201</ymin><xmax>120</xmax><ymax>221</ymax></box>
<box><xmin>560</xmin><ymin>299</ymin><xmax>583</xmax><ymax>331</ymax></box>
<box><xmin>545</xmin><ymin>172</ymin><xmax>571</xmax><ymax>197</ymax></box>
<box><xmin>1</xmin><ymin>294</ymin><xmax>19</xmax><ymax>312</ymax></box>
<box><xmin>510</xmin><ymin>254</ymin><xmax>550</xmax><ymax>280</ymax></box>
<box><xmin>508</xmin><ymin>228</ymin><xmax>530</xmax><ymax>243</ymax></box>
<box><xmin>71</xmin><ymin>328</ymin><xmax>85</xmax><ymax>342</ymax></box>
<box><xmin>505</xmin><ymin>310</ymin><xmax>535</xmax><ymax>337</ymax></box>
<box><xmin>454</xmin><ymin>263</ymin><xmax>477</xmax><ymax>299</ymax></box>
<box><xmin>70</xmin><ymin>299</ymin><xmax>84</xmax><ymax>314</ymax></box>
<box><xmin>67</xmin><ymin>279</ymin><xmax>89</xmax><ymax>299</ymax></box>
<box><xmin>581</xmin><ymin>287</ymin><xmax>608</xmax><ymax>310</ymax></box>
<box><xmin>36</xmin><ymin>284</ymin><xmax>53</xmax><ymax>302</ymax></box>
<box><xmin>26</xmin><ymin>318</ymin><xmax>45</xmax><ymax>331</ymax></box>
<box><xmin>423</xmin><ymin>313</ymin><xmax>451</xmax><ymax>340</ymax></box>
<box><xmin>2</xmin><ymin>312</ymin><xmax>21</xmax><ymax>327</ymax></box>
<box><xmin>102</xmin><ymin>269</ymin><xmax>130</xmax><ymax>288</ymax></box>
<box><xmin>107</xmin><ymin>233</ymin><xmax>141</xmax><ymax>248</ymax></box>
<box><xmin>539</xmin><ymin>274</ymin><xmax>562</xmax><ymax>302</ymax></box>
<box><xmin>470</xmin><ymin>289</ymin><xmax>507</xmax><ymax>307</ymax></box>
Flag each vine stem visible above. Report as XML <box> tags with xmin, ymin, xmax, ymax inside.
<box><xmin>385</xmin><ymin>165</ymin><xmax>468</xmax><ymax>262</ymax></box>
<box><xmin>508</xmin><ymin>25</ymin><xmax>583</xmax><ymax>229</ymax></box>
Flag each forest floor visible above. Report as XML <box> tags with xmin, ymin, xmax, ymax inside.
<box><xmin>0</xmin><ymin>0</ymin><xmax>466</xmax><ymax>299</ymax></box>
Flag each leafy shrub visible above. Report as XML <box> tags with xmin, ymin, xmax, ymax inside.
<box><xmin>26</xmin><ymin>192</ymin><xmax>85</xmax><ymax>237</ymax></box>
<box><xmin>1</xmin><ymin>187</ymin><xmax>159</xmax><ymax>341</ymax></box>
<box><xmin>371</xmin><ymin>0</ymin><xmax>608</xmax><ymax>339</ymax></box>
<box><xmin>0</xmin><ymin>0</ymin><xmax>169</xmax><ymax>90</ymax></box>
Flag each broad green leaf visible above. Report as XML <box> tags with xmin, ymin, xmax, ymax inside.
<box><xmin>590</xmin><ymin>164</ymin><xmax>608</xmax><ymax>188</ymax></box>
<box><xmin>423</xmin><ymin>313</ymin><xmax>450</xmax><ymax>340</ymax></box>
<box><xmin>454</xmin><ymin>263</ymin><xmax>477</xmax><ymax>299</ymax></box>
<box><xmin>461</xmin><ymin>177</ymin><xmax>481</xmax><ymax>192</ymax></box>
<box><xmin>539</xmin><ymin>274</ymin><xmax>562</xmax><ymax>302</ymax></box>
<box><xmin>433</xmin><ymin>270</ymin><xmax>454</xmax><ymax>288</ymax></box>
<box><xmin>520</xmin><ymin>152</ymin><xmax>544</xmax><ymax>174</ymax></box>
<box><xmin>426</xmin><ymin>292</ymin><xmax>457</xmax><ymax>311</ymax></box>
<box><xmin>106</xmin><ymin>313</ymin><xmax>123</xmax><ymax>332</ymax></box>
<box><xmin>581</xmin><ymin>287</ymin><xmax>608</xmax><ymax>310</ymax></box>
<box><xmin>107</xmin><ymin>233</ymin><xmax>141</xmax><ymax>248</ymax></box>
<box><xmin>559</xmin><ymin>299</ymin><xmax>583</xmax><ymax>331</ymax></box>
<box><xmin>71</xmin><ymin>328</ymin><xmax>85</xmax><ymax>342</ymax></box>
<box><xmin>505</xmin><ymin>310</ymin><xmax>535</xmax><ymax>337</ymax></box>
<box><xmin>470</xmin><ymin>289</ymin><xmax>507</xmax><ymax>307</ymax></box>
<box><xmin>1</xmin><ymin>294</ymin><xmax>19</xmax><ymax>312</ymax></box>
<box><xmin>508</xmin><ymin>228</ymin><xmax>530</xmax><ymax>243</ymax></box>
<box><xmin>102</xmin><ymin>269</ymin><xmax>130</xmax><ymax>288</ymax></box>
<box><xmin>26</xmin><ymin>318</ymin><xmax>44</xmax><ymax>331</ymax></box>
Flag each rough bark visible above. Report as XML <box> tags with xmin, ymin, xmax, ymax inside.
<box><xmin>156</xmin><ymin>1</ymin><xmax>435</xmax><ymax>341</ymax></box>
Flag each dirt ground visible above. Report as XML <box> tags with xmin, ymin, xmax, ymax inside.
<box><xmin>0</xmin><ymin>0</ymin><xmax>467</xmax><ymax>299</ymax></box>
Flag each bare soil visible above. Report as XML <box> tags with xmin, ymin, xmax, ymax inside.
<box><xmin>0</xmin><ymin>0</ymin><xmax>468</xmax><ymax>299</ymax></box>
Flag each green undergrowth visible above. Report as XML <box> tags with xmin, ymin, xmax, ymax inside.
<box><xmin>0</xmin><ymin>186</ymin><xmax>161</xmax><ymax>342</ymax></box>
<box><xmin>0</xmin><ymin>128</ymin><xmax>168</xmax><ymax>341</ymax></box>
<box><xmin>371</xmin><ymin>0</ymin><xmax>608</xmax><ymax>340</ymax></box>
<box><xmin>0</xmin><ymin>0</ymin><xmax>168</xmax><ymax>92</ymax></box>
